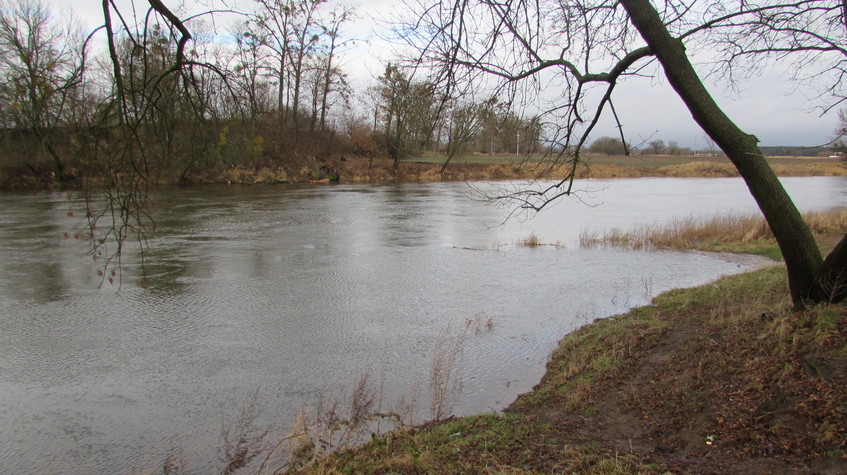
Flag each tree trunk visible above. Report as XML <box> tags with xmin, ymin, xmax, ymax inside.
<box><xmin>812</xmin><ymin>233</ymin><xmax>847</xmax><ymax>303</ymax></box>
<box><xmin>619</xmin><ymin>0</ymin><xmax>826</xmax><ymax>307</ymax></box>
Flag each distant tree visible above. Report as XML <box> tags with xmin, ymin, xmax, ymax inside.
<box><xmin>833</xmin><ymin>109</ymin><xmax>847</xmax><ymax>159</ymax></box>
<box><xmin>312</xmin><ymin>5</ymin><xmax>354</xmax><ymax>133</ymax></box>
<box><xmin>228</xmin><ymin>22</ymin><xmax>274</xmax><ymax>127</ymax></box>
<box><xmin>0</xmin><ymin>0</ymin><xmax>86</xmax><ymax>180</ymax></box>
<box><xmin>375</xmin><ymin>64</ymin><xmax>440</xmax><ymax>168</ymax></box>
<box><xmin>647</xmin><ymin>139</ymin><xmax>665</xmax><ymax>155</ymax></box>
<box><xmin>666</xmin><ymin>141</ymin><xmax>683</xmax><ymax>156</ymax></box>
<box><xmin>700</xmin><ymin>133</ymin><xmax>719</xmax><ymax>156</ymax></box>
<box><xmin>441</xmin><ymin>98</ymin><xmax>488</xmax><ymax>173</ymax></box>
<box><xmin>588</xmin><ymin>136</ymin><xmax>628</xmax><ymax>155</ymax></box>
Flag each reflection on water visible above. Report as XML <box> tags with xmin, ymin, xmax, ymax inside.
<box><xmin>0</xmin><ymin>177</ymin><xmax>844</xmax><ymax>473</ymax></box>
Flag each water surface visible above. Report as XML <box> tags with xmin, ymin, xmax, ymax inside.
<box><xmin>0</xmin><ymin>177</ymin><xmax>844</xmax><ymax>473</ymax></box>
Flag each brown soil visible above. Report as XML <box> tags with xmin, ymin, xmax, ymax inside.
<box><xmin>509</xmin><ymin>271</ymin><xmax>847</xmax><ymax>474</ymax></box>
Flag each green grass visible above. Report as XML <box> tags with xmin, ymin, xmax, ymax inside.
<box><xmin>292</xmin><ymin>412</ymin><xmax>649</xmax><ymax>474</ymax></box>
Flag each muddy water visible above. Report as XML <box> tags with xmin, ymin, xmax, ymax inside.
<box><xmin>0</xmin><ymin>177</ymin><xmax>844</xmax><ymax>473</ymax></box>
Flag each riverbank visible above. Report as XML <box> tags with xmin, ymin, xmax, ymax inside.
<box><xmin>203</xmin><ymin>154</ymin><xmax>847</xmax><ymax>185</ymax></box>
<box><xmin>5</xmin><ymin>154</ymin><xmax>844</xmax><ymax>189</ymax></box>
<box><xmin>292</xmin><ymin>229</ymin><xmax>847</xmax><ymax>473</ymax></box>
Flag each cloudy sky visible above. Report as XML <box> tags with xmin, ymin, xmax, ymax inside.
<box><xmin>64</xmin><ymin>0</ymin><xmax>839</xmax><ymax>149</ymax></box>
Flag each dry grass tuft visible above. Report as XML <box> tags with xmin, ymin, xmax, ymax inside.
<box><xmin>466</xmin><ymin>311</ymin><xmax>495</xmax><ymax>334</ymax></box>
<box><xmin>515</xmin><ymin>232</ymin><xmax>564</xmax><ymax>248</ymax></box>
<box><xmin>218</xmin><ymin>389</ymin><xmax>272</xmax><ymax>475</ymax></box>
<box><xmin>658</xmin><ymin>161</ymin><xmax>739</xmax><ymax>177</ymax></box>
<box><xmin>580</xmin><ymin>207</ymin><xmax>846</xmax><ymax>252</ymax></box>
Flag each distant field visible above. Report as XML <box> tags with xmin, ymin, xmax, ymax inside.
<box><xmin>409</xmin><ymin>153</ymin><xmax>843</xmax><ymax>168</ymax></box>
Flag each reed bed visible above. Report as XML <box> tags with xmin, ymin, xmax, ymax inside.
<box><xmin>580</xmin><ymin>207</ymin><xmax>847</xmax><ymax>251</ymax></box>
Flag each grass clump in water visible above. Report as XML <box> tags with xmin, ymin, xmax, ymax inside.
<box><xmin>515</xmin><ymin>232</ymin><xmax>564</xmax><ymax>248</ymax></box>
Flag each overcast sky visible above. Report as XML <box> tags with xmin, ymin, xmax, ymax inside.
<box><xmin>64</xmin><ymin>0</ymin><xmax>839</xmax><ymax>149</ymax></box>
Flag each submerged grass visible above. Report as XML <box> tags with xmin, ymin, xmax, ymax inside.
<box><xmin>514</xmin><ymin>232</ymin><xmax>564</xmax><ymax>249</ymax></box>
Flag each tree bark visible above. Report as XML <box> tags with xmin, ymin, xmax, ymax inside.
<box><xmin>619</xmin><ymin>0</ymin><xmax>824</xmax><ymax>307</ymax></box>
<box><xmin>812</xmin><ymin>233</ymin><xmax>847</xmax><ymax>303</ymax></box>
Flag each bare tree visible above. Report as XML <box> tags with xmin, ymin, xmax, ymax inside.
<box><xmin>314</xmin><ymin>4</ymin><xmax>354</xmax><ymax>132</ymax></box>
<box><xmin>286</xmin><ymin>0</ymin><xmax>324</xmax><ymax>134</ymax></box>
<box><xmin>0</xmin><ymin>0</ymin><xmax>86</xmax><ymax>181</ymax></box>
<box><xmin>647</xmin><ymin>139</ymin><xmax>665</xmax><ymax>155</ymax></box>
<box><xmin>87</xmin><ymin>0</ymin><xmax>226</xmax><ymax>280</ymax></box>
<box><xmin>398</xmin><ymin>0</ymin><xmax>847</xmax><ymax>306</ymax></box>
<box><xmin>440</xmin><ymin>98</ymin><xmax>487</xmax><ymax>173</ymax></box>
<box><xmin>375</xmin><ymin>63</ymin><xmax>440</xmax><ymax>168</ymax></box>
<box><xmin>229</xmin><ymin>21</ymin><xmax>274</xmax><ymax>128</ymax></box>
<box><xmin>833</xmin><ymin>109</ymin><xmax>847</xmax><ymax>156</ymax></box>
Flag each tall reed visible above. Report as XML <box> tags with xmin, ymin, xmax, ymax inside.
<box><xmin>579</xmin><ymin>207</ymin><xmax>846</xmax><ymax>251</ymax></box>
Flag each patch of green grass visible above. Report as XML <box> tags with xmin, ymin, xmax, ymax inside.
<box><xmin>294</xmin><ymin>413</ymin><xmax>552</xmax><ymax>473</ymax></box>
<box><xmin>294</xmin><ymin>412</ymin><xmax>651</xmax><ymax>473</ymax></box>
<box><xmin>699</xmin><ymin>240</ymin><xmax>783</xmax><ymax>260</ymax></box>
<box><xmin>510</xmin><ymin>303</ymin><xmax>674</xmax><ymax>413</ymax></box>
<box><xmin>815</xmin><ymin>307</ymin><xmax>841</xmax><ymax>331</ymax></box>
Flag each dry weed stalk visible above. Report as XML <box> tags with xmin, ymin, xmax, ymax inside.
<box><xmin>218</xmin><ymin>389</ymin><xmax>271</xmax><ymax>475</ymax></box>
<box><xmin>429</xmin><ymin>328</ymin><xmax>466</xmax><ymax>421</ymax></box>
<box><xmin>466</xmin><ymin>311</ymin><xmax>495</xmax><ymax>334</ymax></box>
<box><xmin>260</xmin><ymin>373</ymin><xmax>406</xmax><ymax>472</ymax></box>
<box><xmin>430</xmin><ymin>314</ymin><xmax>495</xmax><ymax>420</ymax></box>
<box><xmin>516</xmin><ymin>232</ymin><xmax>564</xmax><ymax>248</ymax></box>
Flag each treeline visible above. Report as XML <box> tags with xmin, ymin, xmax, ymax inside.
<box><xmin>0</xmin><ymin>0</ymin><xmax>542</xmax><ymax>188</ymax></box>
<box><xmin>586</xmin><ymin>136</ymin><xmax>715</xmax><ymax>156</ymax></box>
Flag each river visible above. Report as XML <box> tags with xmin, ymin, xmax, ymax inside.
<box><xmin>0</xmin><ymin>177</ymin><xmax>844</xmax><ymax>473</ymax></box>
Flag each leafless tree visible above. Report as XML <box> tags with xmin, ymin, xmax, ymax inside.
<box><xmin>313</xmin><ymin>4</ymin><xmax>354</xmax><ymax>133</ymax></box>
<box><xmin>88</xmin><ymin>0</ymin><xmax>228</xmax><ymax>281</ymax></box>
<box><xmin>0</xmin><ymin>0</ymin><xmax>87</xmax><ymax>180</ymax></box>
<box><xmin>396</xmin><ymin>0</ymin><xmax>847</xmax><ymax>306</ymax></box>
<box><xmin>647</xmin><ymin>139</ymin><xmax>665</xmax><ymax>155</ymax></box>
<box><xmin>833</xmin><ymin>109</ymin><xmax>847</xmax><ymax>155</ymax></box>
<box><xmin>440</xmin><ymin>97</ymin><xmax>488</xmax><ymax>173</ymax></box>
<box><xmin>375</xmin><ymin>63</ymin><xmax>442</xmax><ymax>168</ymax></box>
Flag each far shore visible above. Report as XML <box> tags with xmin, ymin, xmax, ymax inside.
<box><xmin>3</xmin><ymin>153</ymin><xmax>845</xmax><ymax>190</ymax></box>
<box><xmin>192</xmin><ymin>153</ymin><xmax>847</xmax><ymax>186</ymax></box>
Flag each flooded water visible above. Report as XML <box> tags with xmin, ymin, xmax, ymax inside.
<box><xmin>0</xmin><ymin>177</ymin><xmax>844</xmax><ymax>473</ymax></box>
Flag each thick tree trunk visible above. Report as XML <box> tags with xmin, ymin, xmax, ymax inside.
<box><xmin>619</xmin><ymin>0</ymin><xmax>825</xmax><ymax>307</ymax></box>
<box><xmin>812</xmin><ymin>233</ymin><xmax>847</xmax><ymax>303</ymax></box>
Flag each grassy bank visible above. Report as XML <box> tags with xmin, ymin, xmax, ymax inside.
<box><xmin>3</xmin><ymin>153</ymin><xmax>844</xmax><ymax>189</ymax></box>
<box><xmin>162</xmin><ymin>154</ymin><xmax>847</xmax><ymax>187</ymax></box>
<box><xmin>290</xmin><ymin>220</ymin><xmax>847</xmax><ymax>473</ymax></box>
<box><xmin>222</xmin><ymin>154</ymin><xmax>846</xmax><ymax>184</ymax></box>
